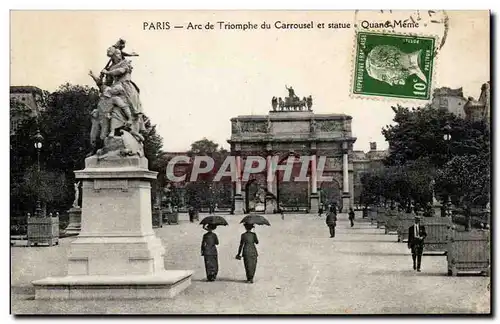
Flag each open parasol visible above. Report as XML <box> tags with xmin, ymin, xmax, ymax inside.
<box><xmin>240</xmin><ymin>214</ymin><xmax>271</xmax><ymax>226</ymax></box>
<box><xmin>199</xmin><ymin>215</ymin><xmax>228</xmax><ymax>226</ymax></box>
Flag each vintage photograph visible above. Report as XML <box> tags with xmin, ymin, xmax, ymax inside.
<box><xmin>10</xmin><ymin>10</ymin><xmax>490</xmax><ymax>314</ymax></box>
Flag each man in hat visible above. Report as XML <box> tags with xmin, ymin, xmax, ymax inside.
<box><xmin>407</xmin><ymin>216</ymin><xmax>427</xmax><ymax>272</ymax></box>
<box><xmin>325</xmin><ymin>206</ymin><xmax>338</xmax><ymax>238</ymax></box>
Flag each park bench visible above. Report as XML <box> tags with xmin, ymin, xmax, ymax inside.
<box><xmin>422</xmin><ymin>216</ymin><xmax>452</xmax><ymax>254</ymax></box>
<box><xmin>397</xmin><ymin>213</ymin><xmax>415</xmax><ymax>242</ymax></box>
<box><xmin>27</xmin><ymin>216</ymin><xmax>59</xmax><ymax>247</ymax></box>
<box><xmin>384</xmin><ymin>209</ymin><xmax>399</xmax><ymax>234</ymax></box>
<box><xmin>446</xmin><ymin>228</ymin><xmax>490</xmax><ymax>276</ymax></box>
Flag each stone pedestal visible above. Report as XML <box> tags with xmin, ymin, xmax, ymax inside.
<box><xmin>433</xmin><ymin>203</ymin><xmax>443</xmax><ymax>217</ymax></box>
<box><xmin>65</xmin><ymin>207</ymin><xmax>82</xmax><ymax>235</ymax></box>
<box><xmin>265</xmin><ymin>194</ymin><xmax>275</xmax><ymax>214</ymax></box>
<box><xmin>432</xmin><ymin>196</ymin><xmax>442</xmax><ymax>217</ymax></box>
<box><xmin>309</xmin><ymin>193</ymin><xmax>319</xmax><ymax>214</ymax></box>
<box><xmin>341</xmin><ymin>193</ymin><xmax>351</xmax><ymax>213</ymax></box>
<box><xmin>233</xmin><ymin>194</ymin><xmax>245</xmax><ymax>214</ymax></box>
<box><xmin>32</xmin><ymin>155</ymin><xmax>193</xmax><ymax>299</ymax></box>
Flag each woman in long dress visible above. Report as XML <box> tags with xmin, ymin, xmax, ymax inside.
<box><xmin>101</xmin><ymin>46</ymin><xmax>145</xmax><ymax>134</ymax></box>
<box><xmin>201</xmin><ymin>224</ymin><xmax>219</xmax><ymax>281</ymax></box>
<box><xmin>236</xmin><ymin>224</ymin><xmax>259</xmax><ymax>283</ymax></box>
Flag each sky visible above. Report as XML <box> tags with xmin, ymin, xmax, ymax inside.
<box><xmin>10</xmin><ymin>10</ymin><xmax>490</xmax><ymax>152</ymax></box>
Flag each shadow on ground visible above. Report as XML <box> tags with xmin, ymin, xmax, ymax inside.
<box><xmin>192</xmin><ymin>277</ymin><xmax>248</xmax><ymax>283</ymax></box>
<box><xmin>368</xmin><ymin>269</ymin><xmax>449</xmax><ymax>277</ymax></box>
<box><xmin>337</xmin><ymin>251</ymin><xmax>409</xmax><ymax>257</ymax></box>
<box><xmin>330</xmin><ymin>239</ymin><xmax>398</xmax><ymax>243</ymax></box>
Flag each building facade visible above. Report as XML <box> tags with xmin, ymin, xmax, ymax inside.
<box><xmin>10</xmin><ymin>86</ymin><xmax>45</xmax><ymax>134</ymax></box>
<box><xmin>352</xmin><ymin>142</ymin><xmax>389</xmax><ymax>206</ymax></box>
<box><xmin>464</xmin><ymin>82</ymin><xmax>490</xmax><ymax>122</ymax></box>
<box><xmin>429</xmin><ymin>83</ymin><xmax>491</xmax><ymax>122</ymax></box>
<box><xmin>429</xmin><ymin>87</ymin><xmax>468</xmax><ymax>119</ymax></box>
<box><xmin>228</xmin><ymin>90</ymin><xmax>356</xmax><ymax>214</ymax></box>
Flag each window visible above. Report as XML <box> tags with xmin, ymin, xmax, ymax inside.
<box><xmin>439</xmin><ymin>97</ymin><xmax>448</xmax><ymax>108</ymax></box>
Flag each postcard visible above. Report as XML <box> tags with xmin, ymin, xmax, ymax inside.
<box><xmin>10</xmin><ymin>10</ymin><xmax>490</xmax><ymax>314</ymax></box>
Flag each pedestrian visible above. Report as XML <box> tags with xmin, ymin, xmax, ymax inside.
<box><xmin>348</xmin><ymin>208</ymin><xmax>355</xmax><ymax>227</ymax></box>
<box><xmin>408</xmin><ymin>216</ymin><xmax>427</xmax><ymax>272</ymax></box>
<box><xmin>235</xmin><ymin>223</ymin><xmax>259</xmax><ymax>283</ymax></box>
<box><xmin>201</xmin><ymin>224</ymin><xmax>219</xmax><ymax>281</ymax></box>
<box><xmin>325</xmin><ymin>206</ymin><xmax>338</xmax><ymax>238</ymax></box>
<box><xmin>188</xmin><ymin>206</ymin><xmax>194</xmax><ymax>223</ymax></box>
<box><xmin>279</xmin><ymin>202</ymin><xmax>285</xmax><ymax>220</ymax></box>
<box><xmin>331</xmin><ymin>203</ymin><xmax>337</xmax><ymax>215</ymax></box>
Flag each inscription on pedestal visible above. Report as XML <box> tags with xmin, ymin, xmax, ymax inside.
<box><xmin>93</xmin><ymin>179</ymin><xmax>129</xmax><ymax>192</ymax></box>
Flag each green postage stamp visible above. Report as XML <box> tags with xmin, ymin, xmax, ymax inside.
<box><xmin>353</xmin><ymin>32</ymin><xmax>436</xmax><ymax>100</ymax></box>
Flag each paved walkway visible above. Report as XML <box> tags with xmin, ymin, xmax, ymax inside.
<box><xmin>11</xmin><ymin>213</ymin><xmax>490</xmax><ymax>314</ymax></box>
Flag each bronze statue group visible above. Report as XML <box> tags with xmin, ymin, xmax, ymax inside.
<box><xmin>201</xmin><ymin>223</ymin><xmax>259</xmax><ymax>284</ymax></box>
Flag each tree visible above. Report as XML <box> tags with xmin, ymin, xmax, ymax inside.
<box><xmin>435</xmin><ymin>154</ymin><xmax>490</xmax><ymax>207</ymax></box>
<box><xmin>143</xmin><ymin>116</ymin><xmax>164</xmax><ymax>171</ymax></box>
<box><xmin>360</xmin><ymin>171</ymin><xmax>384</xmax><ymax>207</ymax></box>
<box><xmin>42</xmin><ymin>83</ymin><xmax>99</xmax><ymax>173</ymax></box>
<box><xmin>10</xmin><ymin>83</ymin><xmax>164</xmax><ymax>215</ymax></box>
<box><xmin>382</xmin><ymin>104</ymin><xmax>490</xmax><ymax>209</ymax></box>
<box><xmin>382</xmin><ymin>105</ymin><xmax>489</xmax><ymax>167</ymax></box>
<box><xmin>11</xmin><ymin>100</ymin><xmax>46</xmax><ymax>216</ymax></box>
<box><xmin>360</xmin><ymin>158</ymin><xmax>434</xmax><ymax>211</ymax></box>
<box><xmin>185</xmin><ymin>138</ymin><xmax>231</xmax><ymax>210</ymax></box>
<box><xmin>188</xmin><ymin>138</ymin><xmax>220</xmax><ymax>155</ymax></box>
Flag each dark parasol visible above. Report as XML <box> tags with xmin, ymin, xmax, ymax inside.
<box><xmin>199</xmin><ymin>215</ymin><xmax>229</xmax><ymax>226</ymax></box>
<box><xmin>240</xmin><ymin>214</ymin><xmax>271</xmax><ymax>226</ymax></box>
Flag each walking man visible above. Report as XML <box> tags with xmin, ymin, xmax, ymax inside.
<box><xmin>348</xmin><ymin>208</ymin><xmax>355</xmax><ymax>227</ymax></box>
<box><xmin>326</xmin><ymin>206</ymin><xmax>338</xmax><ymax>238</ymax></box>
<box><xmin>279</xmin><ymin>202</ymin><xmax>285</xmax><ymax>220</ymax></box>
<box><xmin>408</xmin><ymin>216</ymin><xmax>427</xmax><ymax>272</ymax></box>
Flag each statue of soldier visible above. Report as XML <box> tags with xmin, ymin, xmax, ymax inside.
<box><xmin>306</xmin><ymin>96</ymin><xmax>313</xmax><ymax>111</ymax></box>
<box><xmin>285</xmin><ymin>85</ymin><xmax>297</xmax><ymax>99</ymax></box>
<box><xmin>271</xmin><ymin>97</ymin><xmax>278</xmax><ymax>111</ymax></box>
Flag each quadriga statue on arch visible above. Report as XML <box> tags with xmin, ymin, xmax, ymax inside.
<box><xmin>88</xmin><ymin>39</ymin><xmax>145</xmax><ymax>158</ymax></box>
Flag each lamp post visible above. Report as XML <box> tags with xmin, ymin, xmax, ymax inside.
<box><xmin>32</xmin><ymin>129</ymin><xmax>44</xmax><ymax>217</ymax></box>
<box><xmin>441</xmin><ymin>122</ymin><xmax>452</xmax><ymax>213</ymax></box>
<box><xmin>443</xmin><ymin>122</ymin><xmax>452</xmax><ymax>160</ymax></box>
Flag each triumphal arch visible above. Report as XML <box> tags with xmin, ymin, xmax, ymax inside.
<box><xmin>228</xmin><ymin>87</ymin><xmax>356</xmax><ymax>214</ymax></box>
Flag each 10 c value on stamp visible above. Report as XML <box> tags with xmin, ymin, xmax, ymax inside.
<box><xmin>353</xmin><ymin>31</ymin><xmax>436</xmax><ymax>100</ymax></box>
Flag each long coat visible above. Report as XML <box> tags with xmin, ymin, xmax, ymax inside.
<box><xmin>408</xmin><ymin>224</ymin><xmax>427</xmax><ymax>247</ymax></box>
<box><xmin>326</xmin><ymin>213</ymin><xmax>337</xmax><ymax>226</ymax></box>
<box><xmin>201</xmin><ymin>232</ymin><xmax>219</xmax><ymax>256</ymax></box>
<box><xmin>238</xmin><ymin>231</ymin><xmax>259</xmax><ymax>281</ymax></box>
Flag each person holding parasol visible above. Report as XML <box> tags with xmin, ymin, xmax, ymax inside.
<box><xmin>200</xmin><ymin>215</ymin><xmax>228</xmax><ymax>282</ymax></box>
<box><xmin>236</xmin><ymin>214</ymin><xmax>270</xmax><ymax>284</ymax></box>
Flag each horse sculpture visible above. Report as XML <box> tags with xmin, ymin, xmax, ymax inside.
<box><xmin>284</xmin><ymin>96</ymin><xmax>307</xmax><ymax>110</ymax></box>
<box><xmin>271</xmin><ymin>87</ymin><xmax>313</xmax><ymax>111</ymax></box>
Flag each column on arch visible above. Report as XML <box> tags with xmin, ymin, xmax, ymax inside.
<box><xmin>235</xmin><ymin>154</ymin><xmax>242</xmax><ymax>195</ymax></box>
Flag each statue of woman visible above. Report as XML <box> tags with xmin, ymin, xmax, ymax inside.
<box><xmin>271</xmin><ymin>97</ymin><xmax>278</xmax><ymax>111</ymax></box>
<box><xmin>101</xmin><ymin>46</ymin><xmax>145</xmax><ymax>133</ymax></box>
<box><xmin>73</xmin><ymin>181</ymin><xmax>81</xmax><ymax>208</ymax></box>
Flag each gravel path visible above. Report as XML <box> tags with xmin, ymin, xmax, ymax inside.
<box><xmin>11</xmin><ymin>213</ymin><xmax>490</xmax><ymax>314</ymax></box>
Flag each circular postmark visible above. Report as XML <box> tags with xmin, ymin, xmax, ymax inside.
<box><xmin>353</xmin><ymin>10</ymin><xmax>449</xmax><ymax>58</ymax></box>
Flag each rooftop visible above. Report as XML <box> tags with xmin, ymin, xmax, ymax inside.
<box><xmin>10</xmin><ymin>86</ymin><xmax>43</xmax><ymax>95</ymax></box>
